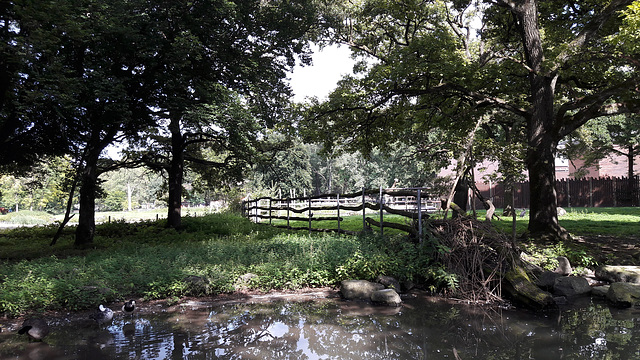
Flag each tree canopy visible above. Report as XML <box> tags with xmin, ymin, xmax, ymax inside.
<box><xmin>307</xmin><ymin>0</ymin><xmax>640</xmax><ymax>240</ymax></box>
<box><xmin>1</xmin><ymin>0</ymin><xmax>321</xmax><ymax>244</ymax></box>
<box><xmin>2</xmin><ymin>0</ymin><xmax>639</xmax><ymax>245</ymax></box>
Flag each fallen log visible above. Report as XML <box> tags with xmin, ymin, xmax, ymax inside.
<box><xmin>502</xmin><ymin>264</ymin><xmax>556</xmax><ymax>309</ymax></box>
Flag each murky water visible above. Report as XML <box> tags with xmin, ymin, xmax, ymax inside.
<box><xmin>2</xmin><ymin>293</ymin><xmax>640</xmax><ymax>359</ymax></box>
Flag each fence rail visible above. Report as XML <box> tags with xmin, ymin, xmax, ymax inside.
<box><xmin>242</xmin><ymin>187</ymin><xmax>440</xmax><ymax>238</ymax></box>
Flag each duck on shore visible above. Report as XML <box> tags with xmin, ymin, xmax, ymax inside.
<box><xmin>122</xmin><ymin>300</ymin><xmax>136</xmax><ymax>316</ymax></box>
<box><xmin>89</xmin><ymin>305</ymin><xmax>114</xmax><ymax>326</ymax></box>
<box><xmin>18</xmin><ymin>318</ymin><xmax>50</xmax><ymax>341</ymax></box>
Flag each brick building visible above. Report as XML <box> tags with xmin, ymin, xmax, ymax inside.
<box><xmin>557</xmin><ymin>146</ymin><xmax>639</xmax><ymax>179</ymax></box>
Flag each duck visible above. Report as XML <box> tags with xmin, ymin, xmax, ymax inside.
<box><xmin>90</xmin><ymin>305</ymin><xmax>114</xmax><ymax>326</ymax></box>
<box><xmin>18</xmin><ymin>318</ymin><xmax>50</xmax><ymax>341</ymax></box>
<box><xmin>122</xmin><ymin>300</ymin><xmax>136</xmax><ymax>315</ymax></box>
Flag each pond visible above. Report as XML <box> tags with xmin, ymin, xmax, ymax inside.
<box><xmin>1</xmin><ymin>292</ymin><xmax>640</xmax><ymax>359</ymax></box>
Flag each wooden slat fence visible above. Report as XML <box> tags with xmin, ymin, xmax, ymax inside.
<box><xmin>241</xmin><ymin>187</ymin><xmax>440</xmax><ymax>238</ymax></box>
<box><xmin>474</xmin><ymin>176</ymin><xmax>639</xmax><ymax>209</ymax></box>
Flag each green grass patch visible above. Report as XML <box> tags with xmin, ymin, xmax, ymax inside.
<box><xmin>2</xmin><ymin>207</ymin><xmax>638</xmax><ymax>316</ymax></box>
<box><xmin>478</xmin><ymin>207</ymin><xmax>640</xmax><ymax>238</ymax></box>
<box><xmin>0</xmin><ymin>212</ymin><xmax>439</xmax><ymax>316</ymax></box>
<box><xmin>0</xmin><ymin>210</ymin><xmax>55</xmax><ymax>225</ymax></box>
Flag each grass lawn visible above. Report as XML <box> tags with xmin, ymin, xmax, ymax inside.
<box><xmin>0</xmin><ymin>207</ymin><xmax>212</xmax><ymax>226</ymax></box>
<box><xmin>0</xmin><ymin>212</ymin><xmax>435</xmax><ymax>316</ymax></box>
<box><xmin>0</xmin><ymin>207</ymin><xmax>638</xmax><ymax>317</ymax></box>
<box><xmin>271</xmin><ymin>207</ymin><xmax>640</xmax><ymax>238</ymax></box>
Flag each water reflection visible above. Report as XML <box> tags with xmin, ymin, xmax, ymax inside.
<box><xmin>2</xmin><ymin>294</ymin><xmax>640</xmax><ymax>359</ymax></box>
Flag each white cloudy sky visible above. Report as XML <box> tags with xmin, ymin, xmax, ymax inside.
<box><xmin>288</xmin><ymin>44</ymin><xmax>355</xmax><ymax>103</ymax></box>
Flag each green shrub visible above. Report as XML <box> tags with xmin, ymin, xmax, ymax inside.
<box><xmin>0</xmin><ymin>213</ymin><xmax>446</xmax><ymax>316</ymax></box>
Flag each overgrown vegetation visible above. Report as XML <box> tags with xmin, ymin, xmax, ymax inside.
<box><xmin>1</xmin><ymin>208</ymin><xmax>637</xmax><ymax>316</ymax></box>
<box><xmin>0</xmin><ymin>212</ymin><xmax>441</xmax><ymax>316</ymax></box>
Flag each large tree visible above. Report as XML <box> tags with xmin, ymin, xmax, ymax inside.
<box><xmin>132</xmin><ymin>0</ymin><xmax>318</xmax><ymax>229</ymax></box>
<box><xmin>309</xmin><ymin>0</ymin><xmax>640</xmax><ymax>240</ymax></box>
<box><xmin>3</xmin><ymin>1</ymin><xmax>154</xmax><ymax>245</ymax></box>
<box><xmin>5</xmin><ymin>0</ymin><xmax>320</xmax><ymax>242</ymax></box>
<box><xmin>0</xmin><ymin>2</ymin><xmax>73</xmax><ymax>171</ymax></box>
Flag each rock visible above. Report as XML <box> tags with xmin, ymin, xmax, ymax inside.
<box><xmin>535</xmin><ymin>271</ymin><xmax>562</xmax><ymax>290</ymax></box>
<box><xmin>606</xmin><ymin>282</ymin><xmax>640</xmax><ymax>308</ymax></box>
<box><xmin>553</xmin><ymin>276</ymin><xmax>591</xmax><ymax>297</ymax></box>
<box><xmin>503</xmin><ymin>265</ymin><xmax>556</xmax><ymax>309</ymax></box>
<box><xmin>401</xmin><ymin>280</ymin><xmax>415</xmax><ymax>293</ymax></box>
<box><xmin>554</xmin><ymin>256</ymin><xmax>572</xmax><ymax>275</ymax></box>
<box><xmin>235</xmin><ymin>273</ymin><xmax>258</xmax><ymax>289</ymax></box>
<box><xmin>376</xmin><ymin>275</ymin><xmax>401</xmax><ymax>292</ymax></box>
<box><xmin>371</xmin><ymin>289</ymin><xmax>402</xmax><ymax>306</ymax></box>
<box><xmin>591</xmin><ymin>285</ymin><xmax>610</xmax><ymax>297</ymax></box>
<box><xmin>595</xmin><ymin>265</ymin><xmax>640</xmax><ymax>284</ymax></box>
<box><xmin>553</xmin><ymin>296</ymin><xmax>568</xmax><ymax>305</ymax></box>
<box><xmin>557</xmin><ymin>207</ymin><xmax>567</xmax><ymax>216</ymax></box>
<box><xmin>340</xmin><ymin>280</ymin><xmax>384</xmax><ymax>301</ymax></box>
<box><xmin>184</xmin><ymin>275</ymin><xmax>210</xmax><ymax>295</ymax></box>
<box><xmin>581</xmin><ymin>269</ymin><xmax>605</xmax><ymax>286</ymax></box>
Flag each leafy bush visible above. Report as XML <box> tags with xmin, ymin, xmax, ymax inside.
<box><xmin>521</xmin><ymin>241</ymin><xmax>598</xmax><ymax>272</ymax></box>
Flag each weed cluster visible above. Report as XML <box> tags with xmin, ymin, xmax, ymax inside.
<box><xmin>0</xmin><ymin>212</ymin><xmax>440</xmax><ymax>316</ymax></box>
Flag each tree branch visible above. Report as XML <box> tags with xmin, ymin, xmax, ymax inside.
<box><xmin>556</xmin><ymin>78</ymin><xmax>640</xmax><ymax>138</ymax></box>
<box><xmin>551</xmin><ymin>0</ymin><xmax>635</xmax><ymax>72</ymax></box>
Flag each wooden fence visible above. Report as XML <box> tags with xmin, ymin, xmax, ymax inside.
<box><xmin>474</xmin><ymin>176</ymin><xmax>640</xmax><ymax>209</ymax></box>
<box><xmin>241</xmin><ymin>187</ymin><xmax>441</xmax><ymax>237</ymax></box>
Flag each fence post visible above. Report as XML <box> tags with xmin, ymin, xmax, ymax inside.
<box><xmin>254</xmin><ymin>199</ymin><xmax>258</xmax><ymax>223</ymax></box>
<box><xmin>337</xmin><ymin>193</ymin><xmax>341</xmax><ymax>234</ymax></box>
<box><xmin>269</xmin><ymin>198</ymin><xmax>272</xmax><ymax>225</ymax></box>
<box><xmin>589</xmin><ymin>177</ymin><xmax>593</xmax><ymax>208</ymax></box>
<box><xmin>379</xmin><ymin>186</ymin><xmax>384</xmax><ymax>236</ymax></box>
<box><xmin>362</xmin><ymin>187</ymin><xmax>366</xmax><ymax>232</ymax></box>
<box><xmin>308</xmin><ymin>196</ymin><xmax>312</xmax><ymax>232</ymax></box>
<box><xmin>417</xmin><ymin>188</ymin><xmax>422</xmax><ymax>242</ymax></box>
<box><xmin>567</xmin><ymin>180</ymin><xmax>571</xmax><ymax>208</ymax></box>
<box><xmin>287</xmin><ymin>198</ymin><xmax>290</xmax><ymax>229</ymax></box>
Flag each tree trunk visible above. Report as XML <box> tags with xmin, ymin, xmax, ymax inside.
<box><xmin>75</xmin><ymin>150</ymin><xmax>100</xmax><ymax>246</ymax></box>
<box><xmin>167</xmin><ymin>115</ymin><xmax>184</xmax><ymax>229</ymax></box>
<box><xmin>517</xmin><ymin>0</ymin><xmax>568</xmax><ymax>240</ymax></box>
<box><xmin>50</xmin><ymin>175</ymin><xmax>78</xmax><ymax>246</ymax></box>
<box><xmin>74</xmin><ymin>123</ymin><xmax>120</xmax><ymax>245</ymax></box>
<box><xmin>628</xmin><ymin>144</ymin><xmax>637</xmax><ymax>206</ymax></box>
<box><xmin>526</xmin><ymin>135</ymin><xmax>568</xmax><ymax>239</ymax></box>
<box><xmin>452</xmin><ymin>179</ymin><xmax>468</xmax><ymax>218</ymax></box>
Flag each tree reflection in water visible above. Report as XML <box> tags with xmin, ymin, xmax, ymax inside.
<box><xmin>2</xmin><ymin>294</ymin><xmax>640</xmax><ymax>359</ymax></box>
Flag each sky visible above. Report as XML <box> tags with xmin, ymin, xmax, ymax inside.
<box><xmin>288</xmin><ymin>44</ymin><xmax>356</xmax><ymax>103</ymax></box>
